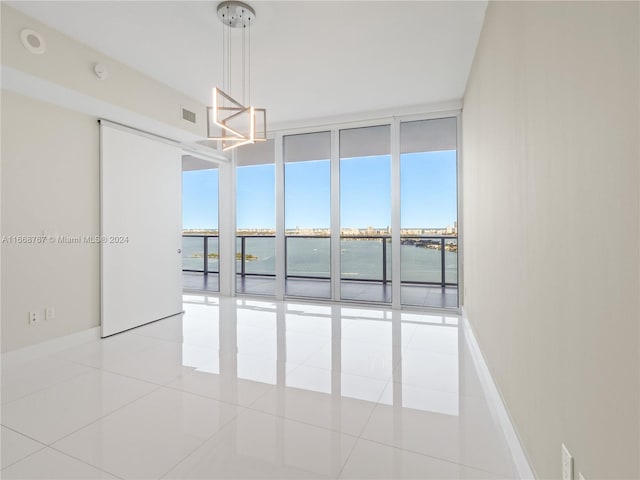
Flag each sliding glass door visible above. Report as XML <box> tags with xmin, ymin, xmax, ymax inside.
<box><xmin>182</xmin><ymin>161</ymin><xmax>219</xmax><ymax>292</ymax></box>
<box><xmin>225</xmin><ymin>116</ymin><xmax>459</xmax><ymax>310</ymax></box>
<box><xmin>339</xmin><ymin>125</ymin><xmax>392</xmax><ymax>303</ymax></box>
<box><xmin>400</xmin><ymin>118</ymin><xmax>458</xmax><ymax>308</ymax></box>
<box><xmin>284</xmin><ymin>132</ymin><xmax>332</xmax><ymax>299</ymax></box>
<box><xmin>236</xmin><ymin>140</ymin><xmax>276</xmax><ymax>296</ymax></box>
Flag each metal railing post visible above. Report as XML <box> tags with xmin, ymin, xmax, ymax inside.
<box><xmin>241</xmin><ymin>236</ymin><xmax>246</xmax><ymax>277</ymax></box>
<box><xmin>382</xmin><ymin>238</ymin><xmax>388</xmax><ymax>284</ymax></box>
<box><xmin>441</xmin><ymin>237</ymin><xmax>446</xmax><ymax>287</ymax></box>
<box><xmin>203</xmin><ymin>236</ymin><xmax>209</xmax><ymax>275</ymax></box>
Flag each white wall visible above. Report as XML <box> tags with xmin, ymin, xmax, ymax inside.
<box><xmin>1</xmin><ymin>91</ymin><xmax>99</xmax><ymax>352</ymax></box>
<box><xmin>0</xmin><ymin>5</ymin><xmax>213</xmax><ymax>352</ymax></box>
<box><xmin>1</xmin><ymin>4</ymin><xmax>206</xmax><ymax>141</ymax></box>
<box><xmin>463</xmin><ymin>2</ymin><xmax>639</xmax><ymax>478</ymax></box>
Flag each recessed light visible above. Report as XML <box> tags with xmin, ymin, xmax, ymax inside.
<box><xmin>20</xmin><ymin>28</ymin><xmax>46</xmax><ymax>55</ymax></box>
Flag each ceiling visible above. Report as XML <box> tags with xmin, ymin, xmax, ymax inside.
<box><xmin>8</xmin><ymin>1</ymin><xmax>487</xmax><ymax>129</ymax></box>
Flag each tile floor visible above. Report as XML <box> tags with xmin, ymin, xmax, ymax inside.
<box><xmin>185</xmin><ymin>272</ymin><xmax>458</xmax><ymax>309</ymax></box>
<box><xmin>1</xmin><ymin>295</ymin><xmax>516</xmax><ymax>479</ymax></box>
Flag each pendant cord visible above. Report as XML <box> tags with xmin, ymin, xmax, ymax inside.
<box><xmin>221</xmin><ymin>11</ymin><xmax>225</xmax><ymax>96</ymax></box>
<box><xmin>242</xmin><ymin>16</ymin><xmax>246</xmax><ymax>105</ymax></box>
<box><xmin>227</xmin><ymin>15</ymin><xmax>231</xmax><ymax>98</ymax></box>
<box><xmin>248</xmin><ymin>17</ymin><xmax>251</xmax><ymax>105</ymax></box>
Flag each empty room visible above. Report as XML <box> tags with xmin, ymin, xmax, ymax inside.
<box><xmin>1</xmin><ymin>1</ymin><xmax>638</xmax><ymax>479</ymax></box>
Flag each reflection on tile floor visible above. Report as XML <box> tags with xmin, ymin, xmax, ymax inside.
<box><xmin>1</xmin><ymin>295</ymin><xmax>516</xmax><ymax>479</ymax></box>
<box><xmin>185</xmin><ymin>273</ymin><xmax>458</xmax><ymax>309</ymax></box>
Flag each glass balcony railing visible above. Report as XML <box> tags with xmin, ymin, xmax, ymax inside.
<box><xmin>182</xmin><ymin>235</ymin><xmax>219</xmax><ymax>274</ymax></box>
<box><xmin>235</xmin><ymin>236</ymin><xmax>276</xmax><ymax>276</ymax></box>
<box><xmin>400</xmin><ymin>236</ymin><xmax>458</xmax><ymax>286</ymax></box>
<box><xmin>444</xmin><ymin>238</ymin><xmax>458</xmax><ymax>285</ymax></box>
<box><xmin>286</xmin><ymin>236</ymin><xmax>330</xmax><ymax>279</ymax></box>
<box><xmin>340</xmin><ymin>237</ymin><xmax>392</xmax><ymax>283</ymax></box>
<box><xmin>182</xmin><ymin>234</ymin><xmax>458</xmax><ymax>287</ymax></box>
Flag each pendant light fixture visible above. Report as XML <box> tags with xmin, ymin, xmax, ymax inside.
<box><xmin>208</xmin><ymin>1</ymin><xmax>266</xmax><ymax>151</ymax></box>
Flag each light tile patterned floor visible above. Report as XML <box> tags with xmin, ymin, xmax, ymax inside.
<box><xmin>1</xmin><ymin>295</ymin><xmax>515</xmax><ymax>479</ymax></box>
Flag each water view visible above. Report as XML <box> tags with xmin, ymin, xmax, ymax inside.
<box><xmin>182</xmin><ymin>119</ymin><xmax>459</xmax><ymax>306</ymax></box>
<box><xmin>182</xmin><ymin>236</ymin><xmax>457</xmax><ymax>285</ymax></box>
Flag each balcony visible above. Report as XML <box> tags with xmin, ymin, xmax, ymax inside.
<box><xmin>182</xmin><ymin>234</ymin><xmax>458</xmax><ymax>308</ymax></box>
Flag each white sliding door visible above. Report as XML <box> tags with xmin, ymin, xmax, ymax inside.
<box><xmin>100</xmin><ymin>122</ymin><xmax>183</xmax><ymax>337</ymax></box>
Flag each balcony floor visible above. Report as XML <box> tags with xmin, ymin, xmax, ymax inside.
<box><xmin>183</xmin><ymin>272</ymin><xmax>458</xmax><ymax>309</ymax></box>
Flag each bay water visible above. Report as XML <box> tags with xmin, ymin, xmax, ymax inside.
<box><xmin>183</xmin><ymin>236</ymin><xmax>457</xmax><ymax>284</ymax></box>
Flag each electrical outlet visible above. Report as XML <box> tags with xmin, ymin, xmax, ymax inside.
<box><xmin>45</xmin><ymin>306</ymin><xmax>55</xmax><ymax>321</ymax></box>
<box><xmin>28</xmin><ymin>311</ymin><xmax>40</xmax><ymax>324</ymax></box>
<box><xmin>562</xmin><ymin>444</ymin><xmax>573</xmax><ymax>480</ymax></box>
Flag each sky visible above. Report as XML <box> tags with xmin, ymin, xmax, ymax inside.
<box><xmin>182</xmin><ymin>150</ymin><xmax>457</xmax><ymax>230</ymax></box>
<box><xmin>182</xmin><ymin>168</ymin><xmax>219</xmax><ymax>229</ymax></box>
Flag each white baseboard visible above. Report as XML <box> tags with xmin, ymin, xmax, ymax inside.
<box><xmin>1</xmin><ymin>326</ymin><xmax>101</xmax><ymax>369</ymax></box>
<box><xmin>461</xmin><ymin>307</ymin><xmax>536</xmax><ymax>479</ymax></box>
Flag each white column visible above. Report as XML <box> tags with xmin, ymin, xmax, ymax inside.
<box><xmin>275</xmin><ymin>134</ymin><xmax>285</xmax><ymax>300</ymax></box>
<box><xmin>218</xmin><ymin>155</ymin><xmax>236</xmax><ymax>297</ymax></box>
<box><xmin>330</xmin><ymin>129</ymin><xmax>341</xmax><ymax>301</ymax></box>
<box><xmin>455</xmin><ymin>112</ymin><xmax>463</xmax><ymax>310</ymax></box>
<box><xmin>391</xmin><ymin>118</ymin><xmax>401</xmax><ymax>309</ymax></box>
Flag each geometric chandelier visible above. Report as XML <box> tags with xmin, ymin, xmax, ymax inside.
<box><xmin>207</xmin><ymin>1</ymin><xmax>267</xmax><ymax>151</ymax></box>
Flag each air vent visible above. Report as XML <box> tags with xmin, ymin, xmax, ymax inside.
<box><xmin>182</xmin><ymin>108</ymin><xmax>196</xmax><ymax>124</ymax></box>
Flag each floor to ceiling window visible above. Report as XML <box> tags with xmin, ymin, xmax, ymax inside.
<box><xmin>182</xmin><ymin>158</ymin><xmax>220</xmax><ymax>292</ymax></box>
<box><xmin>284</xmin><ymin>132</ymin><xmax>332</xmax><ymax>299</ymax></box>
<box><xmin>236</xmin><ymin>140</ymin><xmax>276</xmax><ymax>296</ymax></box>
<box><xmin>218</xmin><ymin>114</ymin><xmax>459</xmax><ymax>309</ymax></box>
<box><xmin>400</xmin><ymin>118</ymin><xmax>458</xmax><ymax>308</ymax></box>
<box><xmin>339</xmin><ymin>125</ymin><xmax>392</xmax><ymax>303</ymax></box>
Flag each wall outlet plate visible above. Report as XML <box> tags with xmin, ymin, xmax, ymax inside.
<box><xmin>29</xmin><ymin>311</ymin><xmax>40</xmax><ymax>324</ymax></box>
<box><xmin>562</xmin><ymin>444</ymin><xmax>573</xmax><ymax>480</ymax></box>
